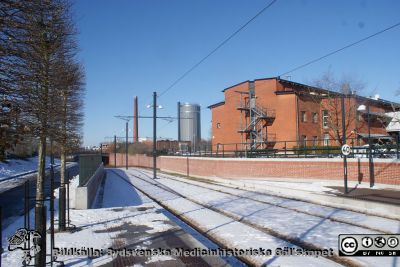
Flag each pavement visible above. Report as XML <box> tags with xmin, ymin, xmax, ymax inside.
<box><xmin>328</xmin><ymin>186</ymin><xmax>400</xmax><ymax>206</ymax></box>
<box><xmin>211</xmin><ymin>176</ymin><xmax>400</xmax><ymax>206</ymax></box>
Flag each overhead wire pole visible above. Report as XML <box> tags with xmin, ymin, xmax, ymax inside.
<box><xmin>153</xmin><ymin>92</ymin><xmax>157</xmax><ymax>179</ymax></box>
<box><xmin>115</xmin><ymin>116</ymin><xmax>132</xmax><ymax>170</ymax></box>
<box><xmin>126</xmin><ymin>121</ymin><xmax>128</xmax><ymax>170</ymax></box>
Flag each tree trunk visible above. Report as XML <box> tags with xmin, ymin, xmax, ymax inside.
<box><xmin>58</xmin><ymin>147</ymin><xmax>66</xmax><ymax>231</ymax></box>
<box><xmin>35</xmin><ymin>136</ymin><xmax>47</xmax><ymax>267</ymax></box>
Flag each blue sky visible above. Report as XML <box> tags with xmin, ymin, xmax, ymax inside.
<box><xmin>73</xmin><ymin>0</ymin><xmax>400</xmax><ymax>146</ymax></box>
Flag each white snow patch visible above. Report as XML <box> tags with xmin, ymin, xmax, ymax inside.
<box><xmin>0</xmin><ymin>156</ymin><xmax>60</xmax><ymax>180</ymax></box>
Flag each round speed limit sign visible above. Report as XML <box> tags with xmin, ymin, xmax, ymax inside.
<box><xmin>341</xmin><ymin>144</ymin><xmax>351</xmax><ymax>156</ymax></box>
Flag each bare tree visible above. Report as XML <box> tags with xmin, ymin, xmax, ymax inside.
<box><xmin>54</xmin><ymin>60</ymin><xmax>84</xmax><ymax>231</ymax></box>
<box><xmin>13</xmin><ymin>0</ymin><xmax>82</xmax><ymax>264</ymax></box>
<box><xmin>0</xmin><ymin>1</ymin><xmax>30</xmax><ymax>159</ymax></box>
<box><xmin>310</xmin><ymin>70</ymin><xmax>366</xmax><ymax>145</ymax></box>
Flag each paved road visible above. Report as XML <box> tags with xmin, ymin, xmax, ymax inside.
<box><xmin>0</xmin><ymin>164</ymin><xmax>79</xmax><ymax>228</ymax></box>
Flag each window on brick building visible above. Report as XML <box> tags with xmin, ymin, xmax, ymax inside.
<box><xmin>216</xmin><ymin>122</ymin><xmax>221</xmax><ymax>129</ymax></box>
<box><xmin>322</xmin><ymin>110</ymin><xmax>329</xmax><ymax>128</ymax></box>
<box><xmin>301</xmin><ymin>111</ymin><xmax>307</xmax><ymax>122</ymax></box>
<box><xmin>323</xmin><ymin>134</ymin><xmax>330</xmax><ymax>146</ymax></box>
<box><xmin>312</xmin><ymin>112</ymin><xmax>318</xmax><ymax>123</ymax></box>
<box><xmin>312</xmin><ymin>136</ymin><xmax>318</xmax><ymax>146</ymax></box>
<box><xmin>301</xmin><ymin>135</ymin><xmax>307</xmax><ymax>147</ymax></box>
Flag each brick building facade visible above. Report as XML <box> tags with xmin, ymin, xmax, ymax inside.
<box><xmin>208</xmin><ymin>77</ymin><xmax>398</xmax><ymax>151</ymax></box>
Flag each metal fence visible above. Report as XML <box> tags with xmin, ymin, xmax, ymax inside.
<box><xmin>163</xmin><ymin>137</ymin><xmax>400</xmax><ymax>159</ymax></box>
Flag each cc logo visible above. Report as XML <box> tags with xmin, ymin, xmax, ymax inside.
<box><xmin>341</xmin><ymin>237</ymin><xmax>358</xmax><ymax>254</ymax></box>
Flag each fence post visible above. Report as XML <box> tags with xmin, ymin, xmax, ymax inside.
<box><xmin>297</xmin><ymin>141</ymin><xmax>300</xmax><ymax>158</ymax></box>
<box><xmin>67</xmin><ymin>181</ymin><xmax>70</xmax><ymax>228</ymax></box>
<box><xmin>222</xmin><ymin>144</ymin><xmax>225</xmax><ymax>158</ymax></box>
<box><xmin>397</xmin><ymin>134</ymin><xmax>399</xmax><ymax>160</ymax></box>
<box><xmin>284</xmin><ymin>142</ymin><xmax>287</xmax><ymax>157</ymax></box>
<box><xmin>0</xmin><ymin>206</ymin><xmax>2</xmax><ymax>267</ymax></box>
<box><xmin>114</xmin><ymin>135</ymin><xmax>117</xmax><ymax>167</ymax></box>
<box><xmin>24</xmin><ymin>181</ymin><xmax>29</xmax><ymax>229</ymax></box>
<box><xmin>50</xmin><ymin>155</ymin><xmax>55</xmax><ymax>265</ymax></box>
<box><xmin>186</xmin><ymin>154</ymin><xmax>189</xmax><ymax>178</ymax></box>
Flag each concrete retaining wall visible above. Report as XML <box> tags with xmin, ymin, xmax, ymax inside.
<box><xmin>75</xmin><ymin>163</ymin><xmax>105</xmax><ymax>209</ymax></box>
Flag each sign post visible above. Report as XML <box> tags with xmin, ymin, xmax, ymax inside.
<box><xmin>341</xmin><ymin>144</ymin><xmax>351</xmax><ymax>194</ymax></box>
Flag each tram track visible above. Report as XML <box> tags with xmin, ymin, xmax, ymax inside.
<box><xmin>108</xmin><ymin>169</ymin><xmax>249</xmax><ymax>267</ymax></box>
<box><xmin>133</xmin><ymin>168</ymin><xmax>399</xmax><ymax>235</ymax></box>
<box><xmin>126</xmin><ymin>167</ymin><xmax>400</xmax><ymax>267</ymax></box>
<box><xmin>118</xmin><ymin>169</ymin><xmax>366</xmax><ymax>267</ymax></box>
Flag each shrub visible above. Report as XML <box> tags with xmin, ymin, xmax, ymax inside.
<box><xmin>293</xmin><ymin>145</ymin><xmax>341</xmax><ymax>155</ymax></box>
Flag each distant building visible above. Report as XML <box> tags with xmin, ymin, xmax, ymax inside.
<box><xmin>208</xmin><ymin>77</ymin><xmax>399</xmax><ymax>151</ymax></box>
<box><xmin>156</xmin><ymin>139</ymin><xmax>191</xmax><ymax>152</ymax></box>
<box><xmin>100</xmin><ymin>143</ymin><xmax>109</xmax><ymax>151</ymax></box>
<box><xmin>178</xmin><ymin>103</ymin><xmax>201</xmax><ymax>150</ymax></box>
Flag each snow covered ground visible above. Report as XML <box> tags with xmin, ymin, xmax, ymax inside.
<box><xmin>2</xmin><ymin>167</ymin><xmax>398</xmax><ymax>266</ymax></box>
<box><xmin>1</xmin><ymin>170</ymin><xmax>240</xmax><ymax>267</ymax></box>
<box><xmin>0</xmin><ymin>156</ymin><xmax>61</xmax><ymax>180</ymax></box>
<box><xmin>2</xmin><ymin>173</ymin><xmax>179</xmax><ymax>266</ymax></box>
<box><xmin>120</xmin><ymin>169</ymin><xmax>343</xmax><ymax>267</ymax></box>
<box><xmin>127</xmin><ymin>168</ymin><xmax>400</xmax><ymax>267</ymax></box>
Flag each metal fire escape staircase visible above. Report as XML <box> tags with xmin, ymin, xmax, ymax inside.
<box><xmin>237</xmin><ymin>97</ymin><xmax>276</xmax><ymax>150</ymax></box>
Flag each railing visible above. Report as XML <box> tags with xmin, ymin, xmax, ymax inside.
<box><xmin>163</xmin><ymin>138</ymin><xmax>400</xmax><ymax>159</ymax></box>
<box><xmin>236</xmin><ymin>101</ymin><xmax>276</xmax><ymax>119</ymax></box>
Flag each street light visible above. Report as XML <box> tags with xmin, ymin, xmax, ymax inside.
<box><xmin>357</xmin><ymin>103</ymin><xmax>374</xmax><ymax>187</ymax></box>
<box><xmin>147</xmin><ymin>92</ymin><xmax>163</xmax><ymax>179</ymax></box>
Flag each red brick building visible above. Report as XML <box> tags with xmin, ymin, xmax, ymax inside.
<box><xmin>208</xmin><ymin>77</ymin><xmax>398</xmax><ymax>151</ymax></box>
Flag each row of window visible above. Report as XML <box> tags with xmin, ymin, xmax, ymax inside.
<box><xmin>300</xmin><ymin>134</ymin><xmax>330</xmax><ymax>146</ymax></box>
<box><xmin>300</xmin><ymin>110</ymin><xmax>329</xmax><ymax>128</ymax></box>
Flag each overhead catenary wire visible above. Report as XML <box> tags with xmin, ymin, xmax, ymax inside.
<box><xmin>138</xmin><ymin>0</ymin><xmax>278</xmax><ymax>115</ymax></box>
<box><xmin>279</xmin><ymin>21</ymin><xmax>400</xmax><ymax>76</ymax></box>
<box><xmin>157</xmin><ymin>0</ymin><xmax>278</xmax><ymax>99</ymax></box>
<box><xmin>202</xmin><ymin>21</ymin><xmax>400</xmax><ymax>112</ymax></box>
<box><xmin>135</xmin><ymin>7</ymin><xmax>400</xmax><ymax>140</ymax></box>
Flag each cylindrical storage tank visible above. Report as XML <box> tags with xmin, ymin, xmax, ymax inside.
<box><xmin>179</xmin><ymin>103</ymin><xmax>201</xmax><ymax>150</ymax></box>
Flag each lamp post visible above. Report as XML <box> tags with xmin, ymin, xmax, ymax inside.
<box><xmin>357</xmin><ymin>103</ymin><xmax>374</xmax><ymax>187</ymax></box>
<box><xmin>147</xmin><ymin>92</ymin><xmax>163</xmax><ymax>179</ymax></box>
